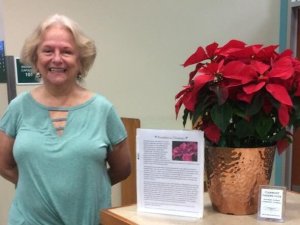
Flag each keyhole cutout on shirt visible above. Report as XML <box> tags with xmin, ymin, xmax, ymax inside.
<box><xmin>49</xmin><ymin>110</ymin><xmax>69</xmax><ymax>136</ymax></box>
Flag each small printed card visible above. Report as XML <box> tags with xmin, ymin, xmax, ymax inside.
<box><xmin>257</xmin><ymin>185</ymin><xmax>286</xmax><ymax>222</ymax></box>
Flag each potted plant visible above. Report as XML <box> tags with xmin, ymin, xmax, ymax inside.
<box><xmin>175</xmin><ymin>39</ymin><xmax>300</xmax><ymax>214</ymax></box>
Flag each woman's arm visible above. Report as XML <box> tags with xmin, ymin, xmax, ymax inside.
<box><xmin>0</xmin><ymin>131</ymin><xmax>18</xmax><ymax>184</ymax></box>
<box><xmin>107</xmin><ymin>138</ymin><xmax>131</xmax><ymax>185</ymax></box>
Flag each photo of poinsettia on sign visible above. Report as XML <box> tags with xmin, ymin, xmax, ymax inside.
<box><xmin>172</xmin><ymin>141</ymin><xmax>198</xmax><ymax>162</ymax></box>
<box><xmin>175</xmin><ymin>39</ymin><xmax>300</xmax><ymax>154</ymax></box>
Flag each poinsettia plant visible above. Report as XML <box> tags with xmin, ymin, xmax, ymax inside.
<box><xmin>175</xmin><ymin>40</ymin><xmax>300</xmax><ymax>154</ymax></box>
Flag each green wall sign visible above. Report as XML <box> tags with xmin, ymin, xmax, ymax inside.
<box><xmin>15</xmin><ymin>58</ymin><xmax>40</xmax><ymax>85</ymax></box>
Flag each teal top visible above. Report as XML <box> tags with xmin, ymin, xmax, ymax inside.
<box><xmin>0</xmin><ymin>92</ymin><xmax>127</xmax><ymax>225</ymax></box>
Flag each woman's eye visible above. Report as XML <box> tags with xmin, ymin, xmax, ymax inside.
<box><xmin>63</xmin><ymin>50</ymin><xmax>73</xmax><ymax>55</ymax></box>
<box><xmin>42</xmin><ymin>49</ymin><xmax>52</xmax><ymax>54</ymax></box>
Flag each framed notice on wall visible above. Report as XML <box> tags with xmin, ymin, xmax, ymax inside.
<box><xmin>15</xmin><ymin>57</ymin><xmax>41</xmax><ymax>85</ymax></box>
<box><xmin>0</xmin><ymin>40</ymin><xmax>6</xmax><ymax>83</ymax></box>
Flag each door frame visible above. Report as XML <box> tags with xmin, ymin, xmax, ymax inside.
<box><xmin>279</xmin><ymin>0</ymin><xmax>300</xmax><ymax>191</ymax></box>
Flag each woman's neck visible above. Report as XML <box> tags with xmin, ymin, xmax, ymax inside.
<box><xmin>32</xmin><ymin>84</ymin><xmax>90</xmax><ymax>108</ymax></box>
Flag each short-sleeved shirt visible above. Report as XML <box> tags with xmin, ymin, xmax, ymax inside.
<box><xmin>0</xmin><ymin>92</ymin><xmax>127</xmax><ymax>225</ymax></box>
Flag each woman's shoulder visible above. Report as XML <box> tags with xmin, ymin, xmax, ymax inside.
<box><xmin>8</xmin><ymin>91</ymin><xmax>30</xmax><ymax>107</ymax></box>
<box><xmin>92</xmin><ymin>93</ymin><xmax>113</xmax><ymax>106</ymax></box>
<box><xmin>2</xmin><ymin>92</ymin><xmax>31</xmax><ymax>118</ymax></box>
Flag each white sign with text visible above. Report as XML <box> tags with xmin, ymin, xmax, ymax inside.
<box><xmin>258</xmin><ymin>185</ymin><xmax>286</xmax><ymax>222</ymax></box>
<box><xmin>136</xmin><ymin>128</ymin><xmax>204</xmax><ymax>218</ymax></box>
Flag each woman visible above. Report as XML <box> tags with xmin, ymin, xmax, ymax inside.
<box><xmin>0</xmin><ymin>14</ymin><xmax>131</xmax><ymax>225</ymax></box>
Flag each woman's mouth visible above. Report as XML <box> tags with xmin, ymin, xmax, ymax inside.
<box><xmin>49</xmin><ymin>67</ymin><xmax>66</xmax><ymax>72</ymax></box>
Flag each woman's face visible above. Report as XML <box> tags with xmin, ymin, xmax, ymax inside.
<box><xmin>36</xmin><ymin>25</ymin><xmax>81</xmax><ymax>86</ymax></box>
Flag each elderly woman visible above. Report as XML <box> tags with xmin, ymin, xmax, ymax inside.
<box><xmin>0</xmin><ymin>14</ymin><xmax>131</xmax><ymax>225</ymax></box>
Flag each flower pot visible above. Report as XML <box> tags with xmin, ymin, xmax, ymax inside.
<box><xmin>205</xmin><ymin>145</ymin><xmax>276</xmax><ymax>215</ymax></box>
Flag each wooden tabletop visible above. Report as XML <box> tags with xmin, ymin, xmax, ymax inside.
<box><xmin>101</xmin><ymin>191</ymin><xmax>300</xmax><ymax>225</ymax></box>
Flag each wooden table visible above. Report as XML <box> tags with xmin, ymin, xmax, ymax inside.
<box><xmin>101</xmin><ymin>192</ymin><xmax>300</xmax><ymax>225</ymax></box>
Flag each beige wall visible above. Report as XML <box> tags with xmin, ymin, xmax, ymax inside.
<box><xmin>0</xmin><ymin>84</ymin><xmax>7</xmax><ymax>113</ymax></box>
<box><xmin>0</xmin><ymin>0</ymin><xmax>280</xmax><ymax>224</ymax></box>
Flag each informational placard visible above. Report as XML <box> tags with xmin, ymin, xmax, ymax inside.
<box><xmin>257</xmin><ymin>185</ymin><xmax>286</xmax><ymax>222</ymax></box>
<box><xmin>15</xmin><ymin>57</ymin><xmax>41</xmax><ymax>85</ymax></box>
<box><xmin>0</xmin><ymin>40</ymin><xmax>5</xmax><ymax>83</ymax></box>
<box><xmin>136</xmin><ymin>129</ymin><xmax>204</xmax><ymax>218</ymax></box>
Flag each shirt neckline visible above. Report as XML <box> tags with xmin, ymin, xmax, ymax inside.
<box><xmin>26</xmin><ymin>91</ymin><xmax>97</xmax><ymax>111</ymax></box>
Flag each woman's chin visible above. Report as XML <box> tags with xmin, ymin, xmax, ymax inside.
<box><xmin>44</xmin><ymin>78</ymin><xmax>70</xmax><ymax>86</ymax></box>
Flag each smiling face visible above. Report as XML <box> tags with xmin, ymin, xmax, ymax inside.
<box><xmin>36</xmin><ymin>25</ymin><xmax>81</xmax><ymax>87</ymax></box>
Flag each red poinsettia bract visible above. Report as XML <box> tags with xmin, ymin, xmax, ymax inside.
<box><xmin>175</xmin><ymin>40</ymin><xmax>300</xmax><ymax>154</ymax></box>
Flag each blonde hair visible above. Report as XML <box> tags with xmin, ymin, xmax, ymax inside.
<box><xmin>20</xmin><ymin>14</ymin><xmax>96</xmax><ymax>77</ymax></box>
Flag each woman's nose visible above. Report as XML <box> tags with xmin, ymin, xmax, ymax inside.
<box><xmin>52</xmin><ymin>50</ymin><xmax>63</xmax><ymax>63</ymax></box>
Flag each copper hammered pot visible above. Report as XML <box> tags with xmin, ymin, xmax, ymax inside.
<box><xmin>205</xmin><ymin>146</ymin><xmax>276</xmax><ymax>215</ymax></box>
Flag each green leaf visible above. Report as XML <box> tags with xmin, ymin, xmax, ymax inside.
<box><xmin>182</xmin><ymin>109</ymin><xmax>190</xmax><ymax>127</ymax></box>
<box><xmin>255</xmin><ymin>114</ymin><xmax>274</xmax><ymax>138</ymax></box>
<box><xmin>232</xmin><ymin>105</ymin><xmax>248</xmax><ymax>120</ymax></box>
<box><xmin>291</xmin><ymin>97</ymin><xmax>300</xmax><ymax>127</ymax></box>
<box><xmin>235</xmin><ymin>119</ymin><xmax>255</xmax><ymax>138</ymax></box>
<box><xmin>211</xmin><ymin>103</ymin><xmax>233</xmax><ymax>132</ymax></box>
<box><xmin>269</xmin><ymin>128</ymin><xmax>287</xmax><ymax>143</ymax></box>
<box><xmin>192</xmin><ymin>103</ymin><xmax>204</xmax><ymax>126</ymax></box>
<box><xmin>245</xmin><ymin>94</ymin><xmax>263</xmax><ymax>116</ymax></box>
